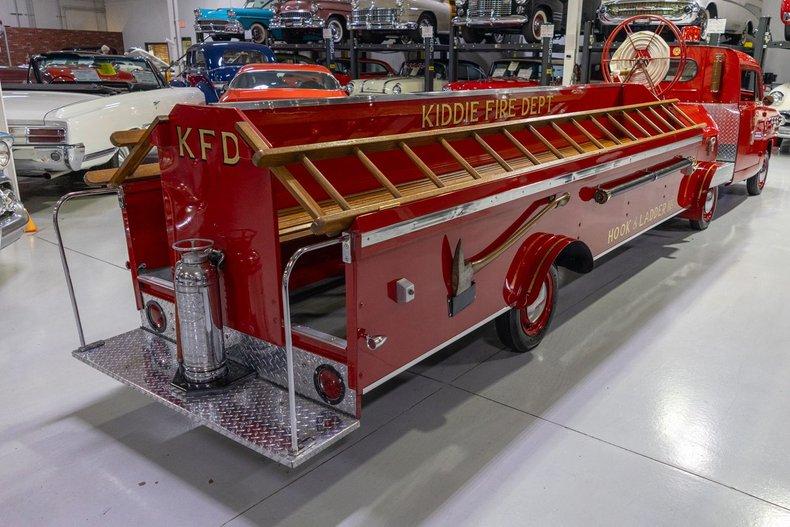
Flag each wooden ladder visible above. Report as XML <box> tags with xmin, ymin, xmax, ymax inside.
<box><xmin>235</xmin><ymin>99</ymin><xmax>703</xmax><ymax>239</ymax></box>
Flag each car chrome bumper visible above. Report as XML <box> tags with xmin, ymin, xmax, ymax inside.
<box><xmin>778</xmin><ymin>126</ymin><xmax>790</xmax><ymax>139</ymax></box>
<box><xmin>12</xmin><ymin>144</ymin><xmax>86</xmax><ymax>177</ymax></box>
<box><xmin>0</xmin><ymin>201</ymin><xmax>29</xmax><ymax>250</ymax></box>
<box><xmin>194</xmin><ymin>20</ymin><xmax>244</xmax><ymax>34</ymax></box>
<box><xmin>598</xmin><ymin>3</ymin><xmax>700</xmax><ymax>25</ymax></box>
<box><xmin>270</xmin><ymin>15</ymin><xmax>325</xmax><ymax>29</ymax></box>
<box><xmin>453</xmin><ymin>15</ymin><xmax>527</xmax><ymax>28</ymax></box>
<box><xmin>348</xmin><ymin>20</ymin><xmax>417</xmax><ymax>30</ymax></box>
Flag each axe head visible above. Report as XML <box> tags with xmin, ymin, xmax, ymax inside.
<box><xmin>451</xmin><ymin>239</ymin><xmax>474</xmax><ymax>296</ymax></box>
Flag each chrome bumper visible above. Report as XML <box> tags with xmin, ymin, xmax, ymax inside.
<box><xmin>349</xmin><ymin>10</ymin><xmax>415</xmax><ymax>31</ymax></box>
<box><xmin>597</xmin><ymin>3</ymin><xmax>701</xmax><ymax>25</ymax></box>
<box><xmin>348</xmin><ymin>20</ymin><xmax>417</xmax><ymax>30</ymax></box>
<box><xmin>270</xmin><ymin>14</ymin><xmax>325</xmax><ymax>29</ymax></box>
<box><xmin>453</xmin><ymin>15</ymin><xmax>527</xmax><ymax>28</ymax></box>
<box><xmin>778</xmin><ymin>126</ymin><xmax>790</xmax><ymax>139</ymax></box>
<box><xmin>0</xmin><ymin>202</ymin><xmax>29</xmax><ymax>249</ymax></box>
<box><xmin>194</xmin><ymin>20</ymin><xmax>244</xmax><ymax>34</ymax></box>
<box><xmin>12</xmin><ymin>144</ymin><xmax>86</xmax><ymax>177</ymax></box>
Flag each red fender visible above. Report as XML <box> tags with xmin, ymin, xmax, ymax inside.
<box><xmin>503</xmin><ymin>233</ymin><xmax>592</xmax><ymax>309</ymax></box>
<box><xmin>678</xmin><ymin>161</ymin><xmax>717</xmax><ymax>220</ymax></box>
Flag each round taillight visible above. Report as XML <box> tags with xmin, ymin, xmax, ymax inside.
<box><xmin>313</xmin><ymin>365</ymin><xmax>345</xmax><ymax>405</ymax></box>
<box><xmin>145</xmin><ymin>300</ymin><xmax>167</xmax><ymax>333</ymax></box>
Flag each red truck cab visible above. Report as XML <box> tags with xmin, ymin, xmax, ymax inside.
<box><xmin>665</xmin><ymin>45</ymin><xmax>780</xmax><ymax>193</ymax></box>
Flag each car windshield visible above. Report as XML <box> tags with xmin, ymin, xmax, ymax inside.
<box><xmin>230</xmin><ymin>70</ymin><xmax>340</xmax><ymax>90</ymax></box>
<box><xmin>398</xmin><ymin>62</ymin><xmax>447</xmax><ymax>79</ymax></box>
<box><xmin>219</xmin><ymin>49</ymin><xmax>271</xmax><ymax>67</ymax></box>
<box><xmin>491</xmin><ymin>60</ymin><xmax>542</xmax><ymax>80</ymax></box>
<box><xmin>34</xmin><ymin>55</ymin><xmax>161</xmax><ymax>88</ymax></box>
<box><xmin>244</xmin><ymin>0</ymin><xmax>270</xmax><ymax>7</ymax></box>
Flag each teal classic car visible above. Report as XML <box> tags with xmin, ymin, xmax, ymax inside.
<box><xmin>194</xmin><ymin>1</ymin><xmax>277</xmax><ymax>44</ymax></box>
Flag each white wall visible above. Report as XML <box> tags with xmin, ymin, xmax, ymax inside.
<box><xmin>0</xmin><ymin>0</ymin><xmax>107</xmax><ymax>30</ymax></box>
<box><xmin>761</xmin><ymin>0</ymin><xmax>787</xmax><ymax>84</ymax></box>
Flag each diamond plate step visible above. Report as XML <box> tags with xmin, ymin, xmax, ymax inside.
<box><xmin>73</xmin><ymin>328</ymin><xmax>359</xmax><ymax>468</ymax></box>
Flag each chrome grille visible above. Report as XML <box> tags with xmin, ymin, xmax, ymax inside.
<box><xmin>467</xmin><ymin>0</ymin><xmax>510</xmax><ymax>18</ymax></box>
<box><xmin>604</xmin><ymin>2</ymin><xmax>689</xmax><ymax>19</ymax></box>
<box><xmin>351</xmin><ymin>8</ymin><xmax>399</xmax><ymax>25</ymax></box>
<box><xmin>197</xmin><ymin>19</ymin><xmax>229</xmax><ymax>30</ymax></box>
<box><xmin>280</xmin><ymin>11</ymin><xmax>311</xmax><ymax>21</ymax></box>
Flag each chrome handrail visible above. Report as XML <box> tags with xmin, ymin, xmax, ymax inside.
<box><xmin>281</xmin><ymin>233</ymin><xmax>349</xmax><ymax>452</ymax></box>
<box><xmin>53</xmin><ymin>187</ymin><xmax>120</xmax><ymax>350</ymax></box>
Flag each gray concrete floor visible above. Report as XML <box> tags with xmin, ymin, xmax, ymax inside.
<box><xmin>2</xmin><ymin>155</ymin><xmax>790</xmax><ymax>526</ymax></box>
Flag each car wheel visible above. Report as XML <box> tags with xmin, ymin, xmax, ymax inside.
<box><xmin>460</xmin><ymin>26</ymin><xmax>485</xmax><ymax>44</ymax></box>
<box><xmin>326</xmin><ymin>16</ymin><xmax>347</xmax><ymax>44</ymax></box>
<box><xmin>401</xmin><ymin>13</ymin><xmax>435</xmax><ymax>44</ymax></box>
<box><xmin>250</xmin><ymin>22</ymin><xmax>269</xmax><ymax>43</ymax></box>
<box><xmin>522</xmin><ymin>7</ymin><xmax>550</xmax><ymax>43</ymax></box>
<box><xmin>746</xmin><ymin>151</ymin><xmax>770</xmax><ymax>195</ymax></box>
<box><xmin>689</xmin><ymin>185</ymin><xmax>718</xmax><ymax>230</ymax></box>
<box><xmin>495</xmin><ymin>265</ymin><xmax>558</xmax><ymax>352</ymax></box>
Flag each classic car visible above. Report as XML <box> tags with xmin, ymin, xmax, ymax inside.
<box><xmin>349</xmin><ymin>0</ymin><xmax>452</xmax><ymax>43</ymax></box>
<box><xmin>445</xmin><ymin>58</ymin><xmax>564</xmax><ymax>90</ymax></box>
<box><xmin>219</xmin><ymin>63</ymin><xmax>347</xmax><ymax>102</ymax></box>
<box><xmin>171</xmin><ymin>41</ymin><xmax>275</xmax><ymax>103</ymax></box>
<box><xmin>0</xmin><ymin>133</ymin><xmax>30</xmax><ymax>250</ymax></box>
<box><xmin>194</xmin><ymin>1</ymin><xmax>278</xmax><ymax>43</ymax></box>
<box><xmin>598</xmin><ymin>0</ymin><xmax>762</xmax><ymax>38</ymax></box>
<box><xmin>456</xmin><ymin>0</ymin><xmax>599</xmax><ymax>42</ymax></box>
<box><xmin>334</xmin><ymin>57</ymin><xmax>396</xmax><ymax>79</ymax></box>
<box><xmin>270</xmin><ymin>0</ymin><xmax>352</xmax><ymax>43</ymax></box>
<box><xmin>783</xmin><ymin>0</ymin><xmax>789</xmax><ymax>40</ymax></box>
<box><xmin>1</xmin><ymin>52</ymin><xmax>204</xmax><ymax>178</ymax></box>
<box><xmin>769</xmin><ymin>83</ymin><xmax>790</xmax><ymax>153</ymax></box>
<box><xmin>347</xmin><ymin>58</ymin><xmax>485</xmax><ymax>94</ymax></box>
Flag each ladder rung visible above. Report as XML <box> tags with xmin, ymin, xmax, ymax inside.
<box><xmin>670</xmin><ymin>103</ymin><xmax>696</xmax><ymax>126</ymax></box>
<box><xmin>301</xmin><ymin>155</ymin><xmax>351</xmax><ymax>211</ymax></box>
<box><xmin>529</xmin><ymin>125</ymin><xmax>564</xmax><ymax>159</ymax></box>
<box><xmin>474</xmin><ymin>133</ymin><xmax>512</xmax><ymax>172</ymax></box>
<box><xmin>551</xmin><ymin>122</ymin><xmax>585</xmax><ymax>154</ymax></box>
<box><xmin>589</xmin><ymin>116</ymin><xmax>621</xmax><ymax>145</ymax></box>
<box><xmin>659</xmin><ymin>104</ymin><xmax>686</xmax><ymax>128</ymax></box>
<box><xmin>399</xmin><ymin>141</ymin><xmax>445</xmax><ymax>188</ymax></box>
<box><xmin>648</xmin><ymin>106</ymin><xmax>675</xmax><ymax>131</ymax></box>
<box><xmin>571</xmin><ymin>119</ymin><xmax>604</xmax><ymax>149</ymax></box>
<box><xmin>272</xmin><ymin>166</ymin><xmax>325</xmax><ymax>219</ymax></box>
<box><xmin>621</xmin><ymin>111</ymin><xmax>650</xmax><ymax>137</ymax></box>
<box><xmin>440</xmin><ymin>138</ymin><xmax>481</xmax><ymax>179</ymax></box>
<box><xmin>355</xmin><ymin>148</ymin><xmax>402</xmax><ymax>198</ymax></box>
<box><xmin>635</xmin><ymin>109</ymin><xmax>664</xmax><ymax>134</ymax></box>
<box><xmin>606</xmin><ymin>113</ymin><xmax>637</xmax><ymax>141</ymax></box>
<box><xmin>503</xmin><ymin>129</ymin><xmax>541</xmax><ymax>165</ymax></box>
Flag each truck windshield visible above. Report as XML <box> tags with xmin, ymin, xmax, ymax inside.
<box><xmin>230</xmin><ymin>70</ymin><xmax>340</xmax><ymax>90</ymax></box>
<box><xmin>33</xmin><ymin>55</ymin><xmax>162</xmax><ymax>89</ymax></box>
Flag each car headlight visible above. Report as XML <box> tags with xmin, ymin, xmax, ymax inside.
<box><xmin>351</xmin><ymin>0</ymin><xmax>359</xmax><ymax>8</ymax></box>
<box><xmin>346</xmin><ymin>82</ymin><xmax>355</xmax><ymax>94</ymax></box>
<box><xmin>441</xmin><ymin>84</ymin><xmax>450</xmax><ymax>91</ymax></box>
<box><xmin>391</xmin><ymin>83</ymin><xmax>402</xmax><ymax>94</ymax></box>
<box><xmin>227</xmin><ymin>9</ymin><xmax>236</xmax><ymax>17</ymax></box>
<box><xmin>194</xmin><ymin>8</ymin><xmax>201</xmax><ymax>17</ymax></box>
<box><xmin>457</xmin><ymin>0</ymin><xmax>467</xmax><ymax>5</ymax></box>
<box><xmin>311</xmin><ymin>2</ymin><xmax>320</xmax><ymax>13</ymax></box>
<box><xmin>516</xmin><ymin>0</ymin><xmax>527</xmax><ymax>4</ymax></box>
<box><xmin>0</xmin><ymin>141</ymin><xmax>10</xmax><ymax>169</ymax></box>
<box><xmin>396</xmin><ymin>0</ymin><xmax>403</xmax><ymax>6</ymax></box>
<box><xmin>770</xmin><ymin>91</ymin><xmax>784</xmax><ymax>105</ymax></box>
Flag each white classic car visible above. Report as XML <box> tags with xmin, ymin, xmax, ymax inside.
<box><xmin>347</xmin><ymin>59</ymin><xmax>486</xmax><ymax>95</ymax></box>
<box><xmin>769</xmin><ymin>83</ymin><xmax>790</xmax><ymax>153</ymax></box>
<box><xmin>0</xmin><ymin>132</ymin><xmax>30</xmax><ymax>250</ymax></box>
<box><xmin>1</xmin><ymin>52</ymin><xmax>204</xmax><ymax>178</ymax></box>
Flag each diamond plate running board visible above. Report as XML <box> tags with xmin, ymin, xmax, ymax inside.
<box><xmin>73</xmin><ymin>328</ymin><xmax>359</xmax><ymax>468</ymax></box>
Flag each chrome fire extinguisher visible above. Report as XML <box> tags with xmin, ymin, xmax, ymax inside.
<box><xmin>171</xmin><ymin>238</ymin><xmax>250</xmax><ymax>392</ymax></box>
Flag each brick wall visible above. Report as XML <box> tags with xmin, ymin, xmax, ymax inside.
<box><xmin>4</xmin><ymin>27</ymin><xmax>125</xmax><ymax>66</ymax></box>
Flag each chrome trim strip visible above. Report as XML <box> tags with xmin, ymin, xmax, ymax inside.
<box><xmin>293</xmin><ymin>324</ymin><xmax>348</xmax><ymax>350</ymax></box>
<box><xmin>361</xmin><ymin>136</ymin><xmax>701</xmax><ymax>248</ymax></box>
<box><xmin>362</xmin><ymin>306</ymin><xmax>510</xmax><ymax>394</ymax></box>
<box><xmin>710</xmin><ymin>162</ymin><xmax>735</xmax><ymax>187</ymax></box>
<box><xmin>84</xmin><ymin>147</ymin><xmax>117</xmax><ymax>161</ymax></box>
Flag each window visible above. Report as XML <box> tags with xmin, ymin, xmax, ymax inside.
<box><xmin>740</xmin><ymin>69</ymin><xmax>761</xmax><ymax>102</ymax></box>
<box><xmin>662</xmin><ymin>60</ymin><xmax>698</xmax><ymax>82</ymax></box>
<box><xmin>363</xmin><ymin>62</ymin><xmax>388</xmax><ymax>75</ymax></box>
<box><xmin>458</xmin><ymin>63</ymin><xmax>484</xmax><ymax>80</ymax></box>
<box><xmin>194</xmin><ymin>50</ymin><xmax>207</xmax><ymax>69</ymax></box>
<box><xmin>229</xmin><ymin>70</ymin><xmax>340</xmax><ymax>90</ymax></box>
<box><xmin>244</xmin><ymin>0</ymin><xmax>271</xmax><ymax>7</ymax></box>
<box><xmin>220</xmin><ymin>50</ymin><xmax>270</xmax><ymax>67</ymax></box>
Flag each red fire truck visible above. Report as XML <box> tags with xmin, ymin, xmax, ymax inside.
<box><xmin>55</xmin><ymin>20</ymin><xmax>778</xmax><ymax>468</ymax></box>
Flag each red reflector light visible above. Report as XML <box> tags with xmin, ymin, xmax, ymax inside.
<box><xmin>145</xmin><ymin>300</ymin><xmax>167</xmax><ymax>333</ymax></box>
<box><xmin>314</xmin><ymin>365</ymin><xmax>345</xmax><ymax>405</ymax></box>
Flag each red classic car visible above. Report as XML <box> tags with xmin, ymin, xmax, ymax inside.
<box><xmin>334</xmin><ymin>58</ymin><xmax>395</xmax><ymax>79</ymax></box>
<box><xmin>783</xmin><ymin>0</ymin><xmax>790</xmax><ymax>40</ymax></box>
<box><xmin>445</xmin><ymin>58</ymin><xmax>564</xmax><ymax>91</ymax></box>
<box><xmin>219</xmin><ymin>63</ymin><xmax>347</xmax><ymax>102</ymax></box>
<box><xmin>271</xmin><ymin>0</ymin><xmax>352</xmax><ymax>44</ymax></box>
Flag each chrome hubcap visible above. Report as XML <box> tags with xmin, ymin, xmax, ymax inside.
<box><xmin>704</xmin><ymin>189</ymin><xmax>715</xmax><ymax>214</ymax></box>
<box><xmin>526</xmin><ymin>282</ymin><xmax>548</xmax><ymax>323</ymax></box>
<box><xmin>328</xmin><ymin>20</ymin><xmax>342</xmax><ymax>42</ymax></box>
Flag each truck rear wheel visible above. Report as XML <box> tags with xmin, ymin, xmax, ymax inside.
<box><xmin>746</xmin><ymin>151</ymin><xmax>770</xmax><ymax>196</ymax></box>
<box><xmin>689</xmin><ymin>186</ymin><xmax>718</xmax><ymax>230</ymax></box>
<box><xmin>495</xmin><ymin>265</ymin><xmax>558</xmax><ymax>352</ymax></box>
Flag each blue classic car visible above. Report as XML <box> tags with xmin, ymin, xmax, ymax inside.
<box><xmin>170</xmin><ymin>41</ymin><xmax>275</xmax><ymax>103</ymax></box>
<box><xmin>194</xmin><ymin>1</ymin><xmax>277</xmax><ymax>44</ymax></box>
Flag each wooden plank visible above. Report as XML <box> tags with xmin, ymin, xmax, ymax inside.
<box><xmin>439</xmin><ymin>138</ymin><xmax>481</xmax><ymax>179</ymax></box>
<box><xmin>85</xmin><ymin>162</ymin><xmax>160</xmax><ymax>186</ymax></box>
<box><xmin>550</xmin><ymin>122</ymin><xmax>585</xmax><ymax>153</ymax></box>
<box><xmin>108</xmin><ymin>116</ymin><xmax>166</xmax><ymax>187</ymax></box>
<box><xmin>635</xmin><ymin>109</ymin><xmax>664</xmax><ymax>134</ymax></box>
<box><xmin>110</xmin><ymin>128</ymin><xmax>146</xmax><ymax>147</ymax></box>
<box><xmin>301</xmin><ymin>155</ymin><xmax>351</xmax><ymax>211</ymax></box>
<box><xmin>473</xmin><ymin>133</ymin><xmax>512</xmax><ymax>171</ymax></box>
<box><xmin>355</xmin><ymin>148</ymin><xmax>402</xmax><ymax>197</ymax></box>
<box><xmin>621</xmin><ymin>110</ymin><xmax>650</xmax><ymax>137</ymax></box>
<box><xmin>570</xmin><ymin>119</ymin><xmax>604</xmax><ymax>149</ymax></box>
<box><xmin>648</xmin><ymin>106</ymin><xmax>675</xmax><ymax>131</ymax></box>
<box><xmin>671</xmin><ymin>103</ymin><xmax>696</xmax><ymax>126</ymax></box>
<box><xmin>272</xmin><ymin>166</ymin><xmax>325</xmax><ymax>220</ymax></box>
<box><xmin>659</xmin><ymin>104</ymin><xmax>686</xmax><ymax>128</ymax></box>
<box><xmin>399</xmin><ymin>141</ymin><xmax>445</xmax><ymax>188</ymax></box>
<box><xmin>250</xmin><ymin>99</ymin><xmax>680</xmax><ymax>168</ymax></box>
<box><xmin>589</xmin><ymin>115</ymin><xmax>621</xmax><ymax>144</ymax></box>
<box><xmin>606</xmin><ymin>113</ymin><xmax>637</xmax><ymax>141</ymax></box>
<box><xmin>529</xmin><ymin>125</ymin><xmax>564</xmax><ymax>159</ymax></box>
<box><xmin>503</xmin><ymin>129</ymin><xmax>541</xmax><ymax>165</ymax></box>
